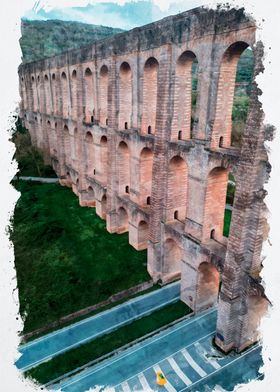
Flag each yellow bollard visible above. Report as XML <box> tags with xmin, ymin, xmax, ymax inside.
<box><xmin>156</xmin><ymin>370</ymin><xmax>167</xmax><ymax>386</ymax></box>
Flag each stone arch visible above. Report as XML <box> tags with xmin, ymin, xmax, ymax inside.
<box><xmin>101</xmin><ymin>194</ymin><xmax>107</xmax><ymax>219</ymax></box>
<box><xmin>166</xmin><ymin>155</ymin><xmax>188</xmax><ymax>222</ymax></box>
<box><xmin>223</xmin><ymin>172</ymin><xmax>236</xmax><ymax>238</ymax></box>
<box><xmin>99</xmin><ymin>64</ymin><xmax>109</xmax><ymax>126</ymax></box>
<box><xmin>51</xmin><ymin>72</ymin><xmax>57</xmax><ymax>115</ymax></box>
<box><xmin>61</xmin><ymin>71</ymin><xmax>69</xmax><ymax>118</ymax></box>
<box><xmin>44</xmin><ymin>73</ymin><xmax>51</xmax><ymax>115</ymax></box>
<box><xmin>196</xmin><ymin>261</ymin><xmax>220</xmax><ymax>312</ymax></box>
<box><xmin>119</xmin><ymin>61</ymin><xmax>132</xmax><ymax>130</ymax></box>
<box><xmin>85</xmin><ymin>131</ymin><xmax>94</xmax><ymax>177</ymax></box>
<box><xmin>163</xmin><ymin>238</ymin><xmax>182</xmax><ymax>275</ymax></box>
<box><xmin>202</xmin><ymin>167</ymin><xmax>228</xmax><ymax>242</ymax></box>
<box><xmin>31</xmin><ymin>75</ymin><xmax>38</xmax><ymax>112</ymax></box>
<box><xmin>141</xmin><ymin>57</ymin><xmax>159</xmax><ymax>135</ymax></box>
<box><xmin>118</xmin><ymin>206</ymin><xmax>129</xmax><ymax>233</ymax></box>
<box><xmin>139</xmin><ymin>147</ymin><xmax>153</xmax><ymax>206</ymax></box>
<box><xmin>171</xmin><ymin>51</ymin><xmax>198</xmax><ymax>140</ymax></box>
<box><xmin>73</xmin><ymin>128</ymin><xmax>79</xmax><ymax>162</ymax></box>
<box><xmin>212</xmin><ymin>41</ymin><xmax>253</xmax><ymax>148</ymax></box>
<box><xmin>71</xmin><ymin>69</ymin><xmax>78</xmax><ymax>119</ymax></box>
<box><xmin>63</xmin><ymin>125</ymin><xmax>71</xmax><ymax>165</ymax></box>
<box><xmin>51</xmin><ymin>122</ymin><xmax>58</xmax><ymax>156</ymax></box>
<box><xmin>138</xmin><ymin>220</ymin><xmax>149</xmax><ymax>249</ymax></box>
<box><xmin>117</xmin><ymin>141</ymin><xmax>130</xmax><ymax>195</ymax></box>
<box><xmin>84</xmin><ymin>67</ymin><xmax>95</xmax><ymax>123</ymax></box>
<box><xmin>88</xmin><ymin>185</ymin><xmax>95</xmax><ymax>199</ymax></box>
<box><xmin>100</xmin><ymin>135</ymin><xmax>108</xmax><ymax>184</ymax></box>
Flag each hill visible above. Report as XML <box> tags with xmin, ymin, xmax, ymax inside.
<box><xmin>20</xmin><ymin>19</ymin><xmax>124</xmax><ymax>64</ymax></box>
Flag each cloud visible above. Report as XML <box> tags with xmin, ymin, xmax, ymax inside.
<box><xmin>23</xmin><ymin>0</ymin><xmax>205</xmax><ymax>30</ymax></box>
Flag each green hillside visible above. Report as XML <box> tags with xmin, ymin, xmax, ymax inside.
<box><xmin>20</xmin><ymin>19</ymin><xmax>124</xmax><ymax>63</ymax></box>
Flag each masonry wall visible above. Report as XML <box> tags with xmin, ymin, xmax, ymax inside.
<box><xmin>18</xmin><ymin>6</ymin><xmax>269</xmax><ymax>353</ymax></box>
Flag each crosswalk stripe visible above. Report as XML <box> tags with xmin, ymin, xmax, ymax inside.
<box><xmin>181</xmin><ymin>348</ymin><xmax>207</xmax><ymax>377</ymax></box>
<box><xmin>121</xmin><ymin>381</ymin><xmax>131</xmax><ymax>392</ymax></box>
<box><xmin>153</xmin><ymin>364</ymin><xmax>177</xmax><ymax>392</ymax></box>
<box><xmin>167</xmin><ymin>357</ymin><xmax>192</xmax><ymax>386</ymax></box>
<box><xmin>138</xmin><ymin>373</ymin><xmax>153</xmax><ymax>391</ymax></box>
<box><xmin>194</xmin><ymin>342</ymin><xmax>221</xmax><ymax>370</ymax></box>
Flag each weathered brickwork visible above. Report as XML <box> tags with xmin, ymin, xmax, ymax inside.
<box><xmin>18</xmin><ymin>6</ymin><xmax>269</xmax><ymax>353</ymax></box>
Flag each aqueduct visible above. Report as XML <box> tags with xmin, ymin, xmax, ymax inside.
<box><xmin>18</xmin><ymin>6</ymin><xmax>270</xmax><ymax>353</ymax></box>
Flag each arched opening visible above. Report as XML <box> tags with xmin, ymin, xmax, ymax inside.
<box><xmin>100</xmin><ymin>135</ymin><xmax>108</xmax><ymax>184</ymax></box>
<box><xmin>202</xmin><ymin>167</ymin><xmax>228</xmax><ymax>242</ymax></box>
<box><xmin>63</xmin><ymin>125</ymin><xmax>71</xmax><ymax>165</ymax></box>
<box><xmin>171</xmin><ymin>51</ymin><xmax>198</xmax><ymax>140</ymax></box>
<box><xmin>101</xmin><ymin>195</ymin><xmax>107</xmax><ymax>218</ymax></box>
<box><xmin>147</xmin><ymin>196</ymin><xmax>151</xmax><ymax>205</ymax></box>
<box><xmin>147</xmin><ymin>125</ymin><xmax>152</xmax><ymax>134</ymax></box>
<box><xmin>210</xmin><ymin>229</ymin><xmax>215</xmax><ymax>239</ymax></box>
<box><xmin>51</xmin><ymin>73</ymin><xmax>57</xmax><ymax>115</ymax></box>
<box><xmin>163</xmin><ymin>238</ymin><xmax>181</xmax><ymax>275</ymax></box>
<box><xmin>44</xmin><ymin>74</ymin><xmax>51</xmax><ymax>114</ymax></box>
<box><xmin>219</xmin><ymin>136</ymin><xmax>224</xmax><ymax>147</ymax></box>
<box><xmin>174</xmin><ymin>210</ymin><xmax>179</xmax><ymax>220</ymax></box>
<box><xmin>73</xmin><ymin>128</ymin><xmax>79</xmax><ymax>163</ymax></box>
<box><xmin>166</xmin><ymin>156</ymin><xmax>188</xmax><ymax>222</ymax></box>
<box><xmin>196</xmin><ymin>262</ymin><xmax>220</xmax><ymax>311</ymax></box>
<box><xmin>117</xmin><ymin>141</ymin><xmax>130</xmax><ymax>195</ymax></box>
<box><xmin>141</xmin><ymin>57</ymin><xmax>159</xmax><ymax>135</ymax></box>
<box><xmin>223</xmin><ymin>172</ymin><xmax>236</xmax><ymax>238</ymax></box>
<box><xmin>212</xmin><ymin>42</ymin><xmax>254</xmax><ymax>148</ymax></box>
<box><xmin>139</xmin><ymin>147</ymin><xmax>153</xmax><ymax>206</ymax></box>
<box><xmin>61</xmin><ymin>71</ymin><xmax>68</xmax><ymax>118</ymax></box>
<box><xmin>71</xmin><ymin>69</ymin><xmax>78</xmax><ymax>119</ymax></box>
<box><xmin>106</xmin><ymin>118</ymin><xmax>108</xmax><ymax>126</ymax></box>
<box><xmin>100</xmin><ymin>65</ymin><xmax>109</xmax><ymax>127</ymax></box>
<box><xmin>119</xmin><ymin>62</ymin><xmax>132</xmax><ymax>130</ymax></box>
<box><xmin>88</xmin><ymin>186</ymin><xmax>95</xmax><ymax>199</ymax></box>
<box><xmin>138</xmin><ymin>220</ymin><xmax>149</xmax><ymax>249</ymax></box>
<box><xmin>85</xmin><ymin>131</ymin><xmax>94</xmax><ymax>177</ymax></box>
<box><xmin>74</xmin><ymin>178</ymin><xmax>79</xmax><ymax>195</ymax></box>
<box><xmin>118</xmin><ymin>207</ymin><xmax>128</xmax><ymax>232</ymax></box>
<box><xmin>84</xmin><ymin>67</ymin><xmax>94</xmax><ymax>123</ymax></box>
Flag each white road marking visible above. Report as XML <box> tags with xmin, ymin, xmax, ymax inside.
<box><xmin>194</xmin><ymin>342</ymin><xmax>221</xmax><ymax>370</ymax></box>
<box><xmin>138</xmin><ymin>373</ymin><xmax>153</xmax><ymax>391</ymax></box>
<box><xmin>56</xmin><ymin>313</ymin><xmax>216</xmax><ymax>389</ymax></box>
<box><xmin>167</xmin><ymin>357</ymin><xmax>192</xmax><ymax>386</ymax></box>
<box><xmin>180</xmin><ymin>348</ymin><xmax>207</xmax><ymax>377</ymax></box>
<box><xmin>110</xmin><ymin>331</ymin><xmax>215</xmax><ymax>392</ymax></box>
<box><xmin>121</xmin><ymin>381</ymin><xmax>131</xmax><ymax>392</ymax></box>
<box><xmin>179</xmin><ymin>344</ymin><xmax>260</xmax><ymax>391</ymax></box>
<box><xmin>153</xmin><ymin>364</ymin><xmax>177</xmax><ymax>392</ymax></box>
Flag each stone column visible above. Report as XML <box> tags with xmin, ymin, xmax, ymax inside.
<box><xmin>148</xmin><ymin>44</ymin><xmax>173</xmax><ymax>281</ymax></box>
<box><xmin>215</xmin><ymin>42</ymin><xmax>268</xmax><ymax>353</ymax></box>
<box><xmin>106</xmin><ymin>57</ymin><xmax>119</xmax><ymax>233</ymax></box>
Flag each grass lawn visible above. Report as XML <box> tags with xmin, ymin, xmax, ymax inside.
<box><xmin>25</xmin><ymin>300</ymin><xmax>191</xmax><ymax>385</ymax></box>
<box><xmin>223</xmin><ymin>209</ymin><xmax>232</xmax><ymax>238</ymax></box>
<box><xmin>11</xmin><ymin>180</ymin><xmax>149</xmax><ymax>334</ymax></box>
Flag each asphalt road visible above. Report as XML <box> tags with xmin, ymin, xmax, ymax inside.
<box><xmin>50</xmin><ymin>308</ymin><xmax>262</xmax><ymax>392</ymax></box>
<box><xmin>16</xmin><ymin>281</ymin><xmax>180</xmax><ymax>372</ymax></box>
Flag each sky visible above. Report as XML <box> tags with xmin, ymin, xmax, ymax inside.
<box><xmin>23</xmin><ymin>0</ymin><xmax>205</xmax><ymax>30</ymax></box>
